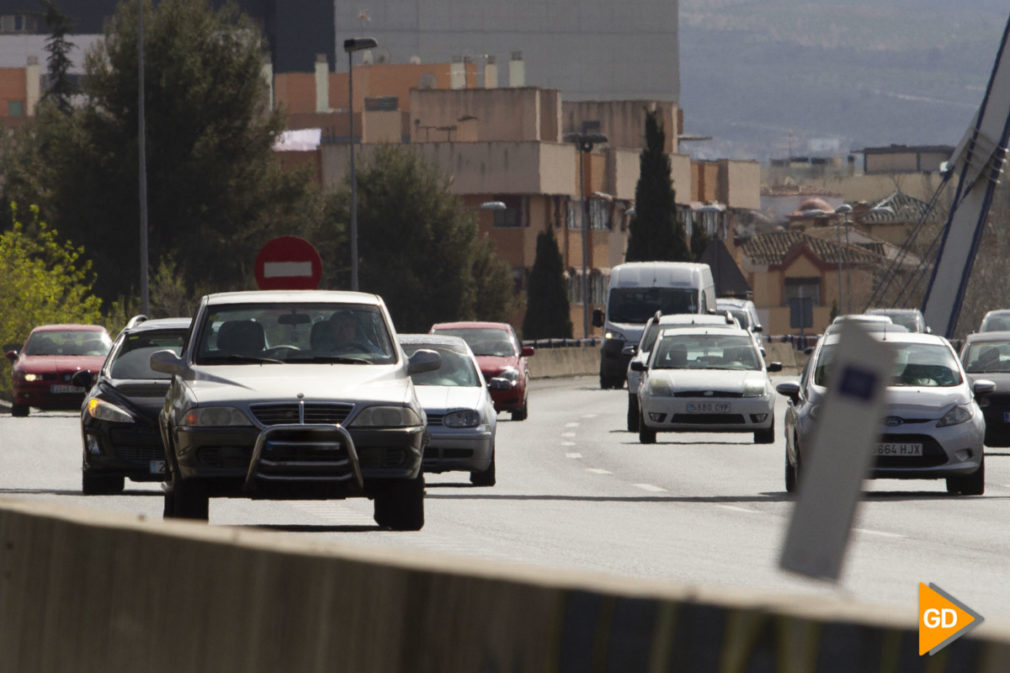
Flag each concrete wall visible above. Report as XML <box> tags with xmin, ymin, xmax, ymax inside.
<box><xmin>562</xmin><ymin>100</ymin><xmax>679</xmax><ymax>153</ymax></box>
<box><xmin>410</xmin><ymin>87</ymin><xmax>558</xmax><ymax>143</ymax></box>
<box><xmin>3</xmin><ymin>498</ymin><xmax>1008</xmax><ymax>673</ymax></box>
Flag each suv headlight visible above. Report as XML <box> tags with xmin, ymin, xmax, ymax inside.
<box><xmin>352</xmin><ymin>405</ymin><xmax>423</xmax><ymax>428</ymax></box>
<box><xmin>937</xmin><ymin>403</ymin><xmax>973</xmax><ymax>427</ymax></box>
<box><xmin>87</xmin><ymin>398</ymin><xmax>134</xmax><ymax>423</ymax></box>
<box><xmin>443</xmin><ymin>409</ymin><xmax>481</xmax><ymax>428</ymax></box>
<box><xmin>183</xmin><ymin>406</ymin><xmax>251</xmax><ymax>427</ymax></box>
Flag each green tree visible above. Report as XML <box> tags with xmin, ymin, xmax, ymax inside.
<box><xmin>626</xmin><ymin>108</ymin><xmax>691</xmax><ymax>262</ymax></box>
<box><xmin>523</xmin><ymin>227</ymin><xmax>572</xmax><ymax>339</ymax></box>
<box><xmin>315</xmin><ymin>146</ymin><xmax>514</xmax><ymax>332</ymax></box>
<box><xmin>3</xmin><ymin>0</ymin><xmax>318</xmax><ymax>304</ymax></box>
<box><xmin>0</xmin><ymin>204</ymin><xmax>105</xmax><ymax>398</ymax></box>
<box><xmin>690</xmin><ymin>222</ymin><xmax>710</xmax><ymax>261</ymax></box>
<box><xmin>41</xmin><ymin>1</ymin><xmax>76</xmax><ymax>113</ymax></box>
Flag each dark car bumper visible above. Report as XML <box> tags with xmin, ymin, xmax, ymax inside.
<box><xmin>980</xmin><ymin>397</ymin><xmax>1010</xmax><ymax>446</ymax></box>
<box><xmin>13</xmin><ymin>382</ymin><xmax>86</xmax><ymax>410</ymax></box>
<box><xmin>82</xmin><ymin>419</ymin><xmax>166</xmax><ymax>482</ymax></box>
<box><xmin>599</xmin><ymin>339</ymin><xmax>629</xmax><ymax>380</ymax></box>
<box><xmin>489</xmin><ymin>383</ymin><xmax>525</xmax><ymax>411</ymax></box>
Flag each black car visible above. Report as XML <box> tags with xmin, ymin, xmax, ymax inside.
<box><xmin>73</xmin><ymin>316</ymin><xmax>191</xmax><ymax>494</ymax></box>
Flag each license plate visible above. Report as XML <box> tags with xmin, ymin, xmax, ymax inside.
<box><xmin>875</xmin><ymin>442</ymin><xmax>923</xmax><ymax>456</ymax></box>
<box><xmin>1004</xmin><ymin>411</ymin><xmax>1010</xmax><ymax>423</ymax></box>
<box><xmin>686</xmin><ymin>402</ymin><xmax>730</xmax><ymax>413</ymax></box>
<box><xmin>149</xmin><ymin>460</ymin><xmax>166</xmax><ymax>475</ymax></box>
<box><xmin>50</xmin><ymin>384</ymin><xmax>84</xmax><ymax>394</ymax></box>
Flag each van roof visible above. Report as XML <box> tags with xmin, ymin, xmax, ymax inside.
<box><xmin>609</xmin><ymin>262</ymin><xmax>711</xmax><ymax>287</ymax></box>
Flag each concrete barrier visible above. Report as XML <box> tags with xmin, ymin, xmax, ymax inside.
<box><xmin>2</xmin><ymin>499</ymin><xmax>1009</xmax><ymax>672</ymax></box>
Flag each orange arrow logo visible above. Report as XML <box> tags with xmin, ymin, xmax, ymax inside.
<box><xmin>919</xmin><ymin>583</ymin><xmax>983</xmax><ymax>655</ymax></box>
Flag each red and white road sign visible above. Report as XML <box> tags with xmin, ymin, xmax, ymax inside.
<box><xmin>254</xmin><ymin>236</ymin><xmax>323</xmax><ymax>290</ymax></box>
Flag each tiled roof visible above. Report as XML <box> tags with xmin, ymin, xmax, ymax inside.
<box><xmin>861</xmin><ymin>191</ymin><xmax>940</xmax><ymax>224</ymax></box>
<box><xmin>741</xmin><ymin>230</ymin><xmax>884</xmax><ymax>266</ymax></box>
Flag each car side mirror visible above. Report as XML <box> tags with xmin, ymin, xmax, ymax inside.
<box><xmin>149</xmin><ymin>350</ymin><xmax>188</xmax><ymax>377</ymax></box>
<box><xmin>973</xmin><ymin>379</ymin><xmax>996</xmax><ymax>397</ymax></box>
<box><xmin>521</xmin><ymin>345</ymin><xmax>535</xmax><ymax>357</ymax></box>
<box><xmin>630</xmin><ymin>360</ymin><xmax>647</xmax><ymax>372</ymax></box>
<box><xmin>487</xmin><ymin>377</ymin><xmax>512</xmax><ymax>391</ymax></box>
<box><xmin>592</xmin><ymin>309</ymin><xmax>604</xmax><ymax>328</ymax></box>
<box><xmin>4</xmin><ymin>349</ymin><xmax>17</xmax><ymax>361</ymax></box>
<box><xmin>407</xmin><ymin>348</ymin><xmax>441</xmax><ymax>375</ymax></box>
<box><xmin>621</xmin><ymin>344</ymin><xmax>637</xmax><ymax>357</ymax></box>
<box><xmin>753</xmin><ymin>325</ymin><xmax>763</xmax><ymax>333</ymax></box>
<box><xmin>766</xmin><ymin>362</ymin><xmax>782</xmax><ymax>373</ymax></box>
<box><xmin>70</xmin><ymin>370</ymin><xmax>93</xmax><ymax>389</ymax></box>
<box><xmin>775</xmin><ymin>381</ymin><xmax>800</xmax><ymax>403</ymax></box>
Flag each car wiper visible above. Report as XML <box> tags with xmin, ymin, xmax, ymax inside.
<box><xmin>302</xmin><ymin>355</ymin><xmax>371</xmax><ymax>364</ymax></box>
<box><xmin>223</xmin><ymin>355</ymin><xmax>284</xmax><ymax>364</ymax></box>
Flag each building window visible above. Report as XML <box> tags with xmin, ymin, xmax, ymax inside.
<box><xmin>492</xmin><ymin>195</ymin><xmax>522</xmax><ymax>228</ymax></box>
<box><xmin>8</xmin><ymin>100</ymin><xmax>23</xmax><ymax>117</ymax></box>
<box><xmin>785</xmin><ymin>277</ymin><xmax>821</xmax><ymax>306</ymax></box>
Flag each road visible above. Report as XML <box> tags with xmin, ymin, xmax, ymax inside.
<box><xmin>2</xmin><ymin>376</ymin><xmax>1009</xmax><ymax>625</ymax></box>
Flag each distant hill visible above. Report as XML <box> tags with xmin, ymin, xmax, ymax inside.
<box><xmin>679</xmin><ymin>0</ymin><xmax>1009</xmax><ymax>162</ymax></box>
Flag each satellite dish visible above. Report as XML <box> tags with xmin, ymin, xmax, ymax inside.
<box><xmin>409</xmin><ymin>54</ymin><xmax>421</xmax><ymax>65</ymax></box>
<box><xmin>374</xmin><ymin>48</ymin><xmax>391</xmax><ymax>64</ymax></box>
<box><xmin>418</xmin><ymin>72</ymin><xmax>437</xmax><ymax>89</ymax></box>
<box><xmin>360</xmin><ymin>50</ymin><xmax>373</xmax><ymax>65</ymax></box>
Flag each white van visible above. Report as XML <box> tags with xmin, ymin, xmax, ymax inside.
<box><xmin>592</xmin><ymin>262</ymin><xmax>716</xmax><ymax>389</ymax></box>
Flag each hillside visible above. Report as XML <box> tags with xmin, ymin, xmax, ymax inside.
<box><xmin>679</xmin><ymin>0</ymin><xmax>1009</xmax><ymax>161</ymax></box>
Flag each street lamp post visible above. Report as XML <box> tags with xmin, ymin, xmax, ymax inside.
<box><xmin>564</xmin><ymin>132</ymin><xmax>607</xmax><ymax>338</ymax></box>
<box><xmin>137</xmin><ymin>1</ymin><xmax>149</xmax><ymax>314</ymax></box>
<box><xmin>344</xmin><ymin>37</ymin><xmax>377</xmax><ymax>291</ymax></box>
<box><xmin>835</xmin><ymin>204</ymin><xmax>852</xmax><ymax>315</ymax></box>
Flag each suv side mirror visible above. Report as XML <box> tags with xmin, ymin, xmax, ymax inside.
<box><xmin>592</xmin><ymin>309</ymin><xmax>604</xmax><ymax>328</ymax></box>
<box><xmin>407</xmin><ymin>348</ymin><xmax>441</xmax><ymax>375</ymax></box>
<box><xmin>630</xmin><ymin>360</ymin><xmax>647</xmax><ymax>372</ymax></box>
<box><xmin>150</xmin><ymin>350</ymin><xmax>188</xmax><ymax>377</ymax></box>
<box><xmin>775</xmin><ymin>381</ymin><xmax>800</xmax><ymax>403</ymax></box>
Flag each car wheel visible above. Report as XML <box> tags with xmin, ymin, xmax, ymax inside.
<box><xmin>511</xmin><ymin>401</ymin><xmax>528</xmax><ymax>421</ymax></box>
<box><xmin>638</xmin><ymin>412</ymin><xmax>656</xmax><ymax>444</ymax></box>
<box><xmin>82</xmin><ymin>470</ymin><xmax>124</xmax><ymax>495</ymax></box>
<box><xmin>373</xmin><ymin>474</ymin><xmax>425</xmax><ymax>530</ymax></box>
<box><xmin>946</xmin><ymin>455</ymin><xmax>985</xmax><ymax>496</ymax></box>
<box><xmin>785</xmin><ymin>453</ymin><xmax>797</xmax><ymax>494</ymax></box>
<box><xmin>11</xmin><ymin>404</ymin><xmax>28</xmax><ymax>417</ymax></box>
<box><xmin>754</xmin><ymin>418</ymin><xmax>775</xmax><ymax>445</ymax></box>
<box><xmin>627</xmin><ymin>395</ymin><xmax>639</xmax><ymax>432</ymax></box>
<box><xmin>169</xmin><ymin>476</ymin><xmax>209</xmax><ymax>520</ymax></box>
<box><xmin>470</xmin><ymin>448</ymin><xmax>496</xmax><ymax>487</ymax></box>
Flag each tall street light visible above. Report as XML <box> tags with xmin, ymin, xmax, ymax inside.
<box><xmin>835</xmin><ymin>203</ymin><xmax>852</xmax><ymax>315</ymax></box>
<box><xmin>344</xmin><ymin>37</ymin><xmax>377</xmax><ymax>291</ymax></box>
<box><xmin>564</xmin><ymin>132</ymin><xmax>607</xmax><ymax>338</ymax></box>
<box><xmin>137</xmin><ymin>1</ymin><xmax>149</xmax><ymax>314</ymax></box>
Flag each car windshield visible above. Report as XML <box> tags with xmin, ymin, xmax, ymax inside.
<box><xmin>981</xmin><ymin>313</ymin><xmax>1010</xmax><ymax>331</ymax></box>
<box><xmin>433</xmin><ymin>328</ymin><xmax>516</xmax><ymax>357</ymax></box>
<box><xmin>964</xmin><ymin>342</ymin><xmax>1010</xmax><ymax>373</ymax></box>
<box><xmin>24</xmin><ymin>329</ymin><xmax>111</xmax><ymax>356</ymax></box>
<box><xmin>814</xmin><ymin>342</ymin><xmax>961</xmax><ymax>387</ymax></box>
<box><xmin>652</xmin><ymin>333</ymin><xmax>760</xmax><ymax>371</ymax></box>
<box><xmin>402</xmin><ymin>344</ymin><xmax>481</xmax><ymax>387</ymax></box>
<box><xmin>608</xmin><ymin>287</ymin><xmax>697</xmax><ymax>323</ymax></box>
<box><xmin>193</xmin><ymin>303</ymin><xmax>396</xmax><ymax>365</ymax></box>
<box><xmin>109</xmin><ymin>330</ymin><xmax>188</xmax><ymax>379</ymax></box>
<box><xmin>724</xmin><ymin>309</ymin><xmax>751</xmax><ymax>330</ymax></box>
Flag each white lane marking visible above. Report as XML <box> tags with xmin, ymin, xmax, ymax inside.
<box><xmin>565</xmin><ymin>452</ymin><xmax>583</xmax><ymax>459</ymax></box>
<box><xmin>853</xmin><ymin>527</ymin><xmax>904</xmax><ymax>539</ymax></box>
<box><xmin>634</xmin><ymin>483</ymin><xmax>666</xmax><ymax>493</ymax></box>
<box><xmin>565</xmin><ymin>422</ymin><xmax>580</xmax><ymax>428</ymax></box>
<box><xmin>582</xmin><ymin>414</ymin><xmax>598</xmax><ymax>418</ymax></box>
<box><xmin>561</xmin><ymin>432</ymin><xmax>576</xmax><ymax>438</ymax></box>
<box><xmin>717</xmin><ymin>504</ymin><xmax>758</xmax><ymax>514</ymax></box>
<box><xmin>586</xmin><ymin>468</ymin><xmax>611</xmax><ymax>475</ymax></box>
<box><xmin>561</xmin><ymin>441</ymin><xmax>576</xmax><ymax>447</ymax></box>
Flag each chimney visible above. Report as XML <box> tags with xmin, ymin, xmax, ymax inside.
<box><xmin>450</xmin><ymin>55</ymin><xmax>466</xmax><ymax>90</ymax></box>
<box><xmin>509</xmin><ymin>51</ymin><xmax>525</xmax><ymax>87</ymax></box>
<box><xmin>483</xmin><ymin>54</ymin><xmax>498</xmax><ymax>89</ymax></box>
<box><xmin>314</xmin><ymin>53</ymin><xmax>329</xmax><ymax>112</ymax></box>
<box><xmin>25</xmin><ymin>55</ymin><xmax>39</xmax><ymax>115</ymax></box>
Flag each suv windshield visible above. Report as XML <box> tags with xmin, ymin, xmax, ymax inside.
<box><xmin>193</xmin><ymin>303</ymin><xmax>396</xmax><ymax>365</ymax></box>
<box><xmin>608</xmin><ymin>288</ymin><xmax>698</xmax><ymax>323</ymax></box>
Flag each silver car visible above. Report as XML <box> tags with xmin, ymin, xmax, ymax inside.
<box><xmin>399</xmin><ymin>334</ymin><xmax>502</xmax><ymax>486</ymax></box>
<box><xmin>776</xmin><ymin>331</ymin><xmax>992</xmax><ymax>495</ymax></box>
<box><xmin>632</xmin><ymin>325</ymin><xmax>781</xmax><ymax>444</ymax></box>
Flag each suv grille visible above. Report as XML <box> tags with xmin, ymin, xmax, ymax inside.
<box><xmin>251</xmin><ymin>403</ymin><xmax>353</xmax><ymax>426</ymax></box>
<box><xmin>256</xmin><ymin>428</ymin><xmax>356</xmax><ymax>481</ymax></box>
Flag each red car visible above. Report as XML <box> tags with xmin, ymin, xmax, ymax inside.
<box><xmin>6</xmin><ymin>324</ymin><xmax>112</xmax><ymax>417</ymax></box>
<box><xmin>429</xmin><ymin>321</ymin><xmax>533</xmax><ymax>420</ymax></box>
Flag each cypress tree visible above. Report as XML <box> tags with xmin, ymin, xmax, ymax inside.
<box><xmin>523</xmin><ymin>227</ymin><xmax>573</xmax><ymax>339</ymax></box>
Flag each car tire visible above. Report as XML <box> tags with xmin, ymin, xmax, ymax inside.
<box><xmin>82</xmin><ymin>470</ymin><xmax>125</xmax><ymax>495</ymax></box>
<box><xmin>470</xmin><ymin>448</ymin><xmax>496</xmax><ymax>487</ymax></box>
<box><xmin>754</xmin><ymin>418</ymin><xmax>775</xmax><ymax>445</ymax></box>
<box><xmin>373</xmin><ymin>474</ymin><xmax>425</xmax><ymax>530</ymax></box>
<box><xmin>511</xmin><ymin>401</ymin><xmax>528</xmax><ymax>421</ymax></box>
<box><xmin>169</xmin><ymin>476</ymin><xmax>209</xmax><ymax>520</ymax></box>
<box><xmin>11</xmin><ymin>404</ymin><xmax>28</xmax><ymax>417</ymax></box>
<box><xmin>946</xmin><ymin>456</ymin><xmax>985</xmax><ymax>496</ymax></box>
<box><xmin>785</xmin><ymin>453</ymin><xmax>797</xmax><ymax>494</ymax></box>
<box><xmin>627</xmin><ymin>395</ymin><xmax>639</xmax><ymax>432</ymax></box>
<box><xmin>638</xmin><ymin>412</ymin><xmax>656</xmax><ymax>444</ymax></box>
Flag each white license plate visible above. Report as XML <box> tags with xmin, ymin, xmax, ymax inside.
<box><xmin>149</xmin><ymin>460</ymin><xmax>166</xmax><ymax>475</ymax></box>
<box><xmin>686</xmin><ymin>402</ymin><xmax>730</xmax><ymax>413</ymax></box>
<box><xmin>50</xmin><ymin>384</ymin><xmax>84</xmax><ymax>394</ymax></box>
<box><xmin>875</xmin><ymin>442</ymin><xmax>923</xmax><ymax>456</ymax></box>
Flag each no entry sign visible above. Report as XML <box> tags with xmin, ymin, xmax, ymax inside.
<box><xmin>254</xmin><ymin>236</ymin><xmax>323</xmax><ymax>290</ymax></box>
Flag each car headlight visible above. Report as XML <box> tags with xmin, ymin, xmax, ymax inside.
<box><xmin>495</xmin><ymin>366</ymin><xmax>520</xmax><ymax>383</ymax></box>
<box><xmin>183</xmin><ymin>406</ymin><xmax>251</xmax><ymax>427</ymax></box>
<box><xmin>605</xmin><ymin>330</ymin><xmax>626</xmax><ymax>342</ymax></box>
<box><xmin>22</xmin><ymin>372</ymin><xmax>40</xmax><ymax>382</ymax></box>
<box><xmin>937</xmin><ymin>403</ymin><xmax>973</xmax><ymax>428</ymax></box>
<box><xmin>87</xmin><ymin>398</ymin><xmax>134</xmax><ymax>423</ymax></box>
<box><xmin>351</xmin><ymin>405</ymin><xmax>423</xmax><ymax>428</ymax></box>
<box><xmin>443</xmin><ymin>409</ymin><xmax>481</xmax><ymax>428</ymax></box>
<box><xmin>742</xmin><ymin>379</ymin><xmax>766</xmax><ymax>398</ymax></box>
<box><xmin>647</xmin><ymin>378</ymin><xmax>673</xmax><ymax>397</ymax></box>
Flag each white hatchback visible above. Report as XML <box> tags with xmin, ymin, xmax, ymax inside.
<box><xmin>632</xmin><ymin>326</ymin><xmax>781</xmax><ymax>444</ymax></box>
